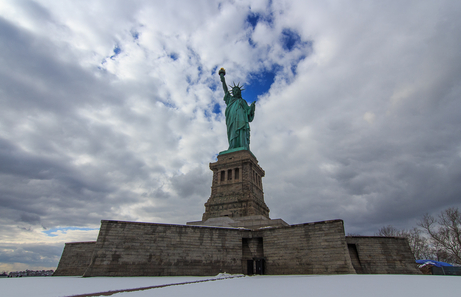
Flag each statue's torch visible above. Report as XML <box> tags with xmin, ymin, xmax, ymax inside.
<box><xmin>219</xmin><ymin>68</ymin><xmax>226</xmax><ymax>77</ymax></box>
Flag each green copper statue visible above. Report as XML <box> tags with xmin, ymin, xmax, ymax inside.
<box><xmin>219</xmin><ymin>68</ymin><xmax>255</xmax><ymax>151</ymax></box>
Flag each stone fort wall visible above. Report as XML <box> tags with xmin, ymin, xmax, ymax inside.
<box><xmin>53</xmin><ymin>242</ymin><xmax>95</xmax><ymax>276</ymax></box>
<box><xmin>346</xmin><ymin>236</ymin><xmax>419</xmax><ymax>274</ymax></box>
<box><xmin>82</xmin><ymin>220</ymin><xmax>247</xmax><ymax>277</ymax></box>
<box><xmin>263</xmin><ymin>220</ymin><xmax>355</xmax><ymax>274</ymax></box>
<box><xmin>53</xmin><ymin>220</ymin><xmax>420</xmax><ymax>276</ymax></box>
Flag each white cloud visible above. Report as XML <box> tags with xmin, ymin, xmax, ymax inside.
<box><xmin>363</xmin><ymin>112</ymin><xmax>376</xmax><ymax>124</ymax></box>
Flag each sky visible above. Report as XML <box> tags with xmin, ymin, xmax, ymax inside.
<box><xmin>1</xmin><ymin>0</ymin><xmax>461</xmax><ymax>272</ymax></box>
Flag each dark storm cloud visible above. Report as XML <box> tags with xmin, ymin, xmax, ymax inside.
<box><xmin>0</xmin><ymin>243</ymin><xmax>62</xmax><ymax>268</ymax></box>
<box><xmin>0</xmin><ymin>135</ymin><xmax>119</xmax><ymax>204</ymax></box>
<box><xmin>20</xmin><ymin>213</ymin><xmax>41</xmax><ymax>225</ymax></box>
<box><xmin>0</xmin><ymin>18</ymin><xmax>105</xmax><ymax>114</ymax></box>
<box><xmin>170</xmin><ymin>166</ymin><xmax>211</xmax><ymax>199</ymax></box>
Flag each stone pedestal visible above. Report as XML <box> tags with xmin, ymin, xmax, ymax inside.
<box><xmin>187</xmin><ymin>149</ymin><xmax>288</xmax><ymax>229</ymax></box>
<box><xmin>186</xmin><ymin>215</ymin><xmax>288</xmax><ymax>229</ymax></box>
<box><xmin>203</xmin><ymin>150</ymin><xmax>269</xmax><ymax>220</ymax></box>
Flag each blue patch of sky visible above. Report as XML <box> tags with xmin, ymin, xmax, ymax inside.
<box><xmin>209</xmin><ymin>83</ymin><xmax>218</xmax><ymax>92</ymax></box>
<box><xmin>204</xmin><ymin>102</ymin><xmax>222</xmax><ymax>120</ymax></box>
<box><xmin>280</xmin><ymin>29</ymin><xmax>313</xmax><ymax>53</ymax></box>
<box><xmin>212</xmin><ymin>103</ymin><xmax>221</xmax><ymax>114</ymax></box>
<box><xmin>131</xmin><ymin>31</ymin><xmax>139</xmax><ymax>41</ymax></box>
<box><xmin>244</xmin><ymin>65</ymin><xmax>281</xmax><ymax>102</ymax></box>
<box><xmin>169</xmin><ymin>53</ymin><xmax>178</xmax><ymax>61</ymax></box>
<box><xmin>42</xmin><ymin>227</ymin><xmax>98</xmax><ymax>237</ymax></box>
<box><xmin>211</xmin><ymin>66</ymin><xmax>218</xmax><ymax>76</ymax></box>
<box><xmin>160</xmin><ymin>101</ymin><xmax>176</xmax><ymax>109</ymax></box>
<box><xmin>281</xmin><ymin>29</ymin><xmax>301</xmax><ymax>52</ymax></box>
<box><xmin>245</xmin><ymin>10</ymin><xmax>274</xmax><ymax>48</ymax></box>
<box><xmin>246</xmin><ymin>13</ymin><xmax>261</xmax><ymax>30</ymax></box>
<box><xmin>204</xmin><ymin>108</ymin><xmax>212</xmax><ymax>120</ymax></box>
<box><xmin>265</xmin><ymin>12</ymin><xmax>274</xmax><ymax>27</ymax></box>
<box><xmin>110</xmin><ymin>45</ymin><xmax>121</xmax><ymax>60</ymax></box>
<box><xmin>245</xmin><ymin>10</ymin><xmax>274</xmax><ymax>30</ymax></box>
<box><xmin>248</xmin><ymin>37</ymin><xmax>256</xmax><ymax>48</ymax></box>
<box><xmin>290</xmin><ymin>49</ymin><xmax>309</xmax><ymax>76</ymax></box>
<box><xmin>291</xmin><ymin>64</ymin><xmax>299</xmax><ymax>76</ymax></box>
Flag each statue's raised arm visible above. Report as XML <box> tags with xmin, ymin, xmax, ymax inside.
<box><xmin>218</xmin><ymin>68</ymin><xmax>255</xmax><ymax>153</ymax></box>
<box><xmin>219</xmin><ymin>68</ymin><xmax>228</xmax><ymax>94</ymax></box>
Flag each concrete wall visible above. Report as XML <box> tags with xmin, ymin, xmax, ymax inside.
<box><xmin>83</xmin><ymin>220</ymin><xmax>247</xmax><ymax>277</ymax></box>
<box><xmin>346</xmin><ymin>236</ymin><xmax>420</xmax><ymax>274</ymax></box>
<box><xmin>53</xmin><ymin>242</ymin><xmax>96</xmax><ymax>276</ymax></box>
<box><xmin>262</xmin><ymin>220</ymin><xmax>356</xmax><ymax>274</ymax></box>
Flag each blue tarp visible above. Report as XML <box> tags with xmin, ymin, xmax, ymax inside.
<box><xmin>416</xmin><ymin>259</ymin><xmax>453</xmax><ymax>267</ymax></box>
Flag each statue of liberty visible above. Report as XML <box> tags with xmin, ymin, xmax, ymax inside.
<box><xmin>219</xmin><ymin>68</ymin><xmax>255</xmax><ymax>152</ymax></box>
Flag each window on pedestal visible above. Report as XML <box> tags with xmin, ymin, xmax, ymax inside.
<box><xmin>235</xmin><ymin>168</ymin><xmax>239</xmax><ymax>180</ymax></box>
<box><xmin>228</xmin><ymin>169</ymin><xmax>232</xmax><ymax>180</ymax></box>
<box><xmin>220</xmin><ymin>171</ymin><xmax>225</xmax><ymax>182</ymax></box>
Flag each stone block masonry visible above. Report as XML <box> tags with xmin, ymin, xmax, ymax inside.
<box><xmin>346</xmin><ymin>236</ymin><xmax>420</xmax><ymax>274</ymax></box>
<box><xmin>54</xmin><ymin>219</ymin><xmax>420</xmax><ymax>276</ymax></box>
<box><xmin>53</xmin><ymin>242</ymin><xmax>95</xmax><ymax>276</ymax></box>
<box><xmin>203</xmin><ymin>150</ymin><xmax>269</xmax><ymax>220</ymax></box>
<box><xmin>263</xmin><ymin>220</ymin><xmax>356</xmax><ymax>274</ymax></box>
<box><xmin>82</xmin><ymin>220</ymin><xmax>247</xmax><ymax>277</ymax></box>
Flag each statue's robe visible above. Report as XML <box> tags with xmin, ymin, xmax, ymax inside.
<box><xmin>224</xmin><ymin>91</ymin><xmax>255</xmax><ymax>150</ymax></box>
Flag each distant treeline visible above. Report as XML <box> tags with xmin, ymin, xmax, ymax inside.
<box><xmin>1</xmin><ymin>269</ymin><xmax>54</xmax><ymax>277</ymax></box>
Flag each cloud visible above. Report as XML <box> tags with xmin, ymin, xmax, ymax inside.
<box><xmin>20</xmin><ymin>213</ymin><xmax>41</xmax><ymax>225</ymax></box>
<box><xmin>1</xmin><ymin>0</ymin><xmax>461</xmax><ymax>270</ymax></box>
<box><xmin>363</xmin><ymin>112</ymin><xmax>375</xmax><ymax>125</ymax></box>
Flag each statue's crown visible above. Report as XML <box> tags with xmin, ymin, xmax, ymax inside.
<box><xmin>229</xmin><ymin>82</ymin><xmax>245</xmax><ymax>94</ymax></box>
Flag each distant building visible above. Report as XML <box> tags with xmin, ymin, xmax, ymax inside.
<box><xmin>8</xmin><ymin>270</ymin><xmax>54</xmax><ymax>277</ymax></box>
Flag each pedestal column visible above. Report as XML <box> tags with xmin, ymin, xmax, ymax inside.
<box><xmin>202</xmin><ymin>150</ymin><xmax>269</xmax><ymax>221</ymax></box>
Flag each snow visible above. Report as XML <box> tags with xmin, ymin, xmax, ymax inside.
<box><xmin>1</xmin><ymin>275</ymin><xmax>217</xmax><ymax>297</ymax></box>
<box><xmin>1</xmin><ymin>274</ymin><xmax>460</xmax><ymax>297</ymax></box>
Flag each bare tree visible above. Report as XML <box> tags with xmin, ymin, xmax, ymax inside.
<box><xmin>406</xmin><ymin>227</ymin><xmax>433</xmax><ymax>260</ymax></box>
<box><xmin>419</xmin><ymin>207</ymin><xmax>461</xmax><ymax>264</ymax></box>
<box><xmin>375</xmin><ymin>225</ymin><xmax>405</xmax><ymax>237</ymax></box>
<box><xmin>346</xmin><ymin>233</ymin><xmax>362</xmax><ymax>236</ymax></box>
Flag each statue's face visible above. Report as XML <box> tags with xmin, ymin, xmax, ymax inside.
<box><xmin>232</xmin><ymin>87</ymin><xmax>241</xmax><ymax>97</ymax></box>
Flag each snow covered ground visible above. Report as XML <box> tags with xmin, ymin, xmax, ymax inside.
<box><xmin>1</xmin><ymin>274</ymin><xmax>460</xmax><ymax>297</ymax></box>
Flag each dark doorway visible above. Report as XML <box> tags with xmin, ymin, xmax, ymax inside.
<box><xmin>242</xmin><ymin>237</ymin><xmax>264</xmax><ymax>275</ymax></box>
<box><xmin>246</xmin><ymin>259</ymin><xmax>265</xmax><ymax>275</ymax></box>
<box><xmin>255</xmin><ymin>258</ymin><xmax>265</xmax><ymax>275</ymax></box>
<box><xmin>247</xmin><ymin>260</ymin><xmax>254</xmax><ymax>275</ymax></box>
